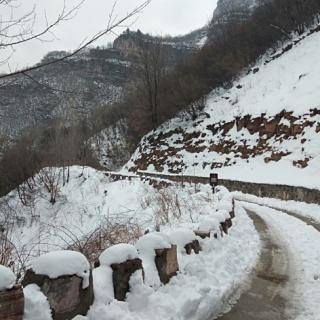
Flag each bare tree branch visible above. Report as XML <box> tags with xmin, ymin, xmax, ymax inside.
<box><xmin>0</xmin><ymin>0</ymin><xmax>151</xmax><ymax>80</ymax></box>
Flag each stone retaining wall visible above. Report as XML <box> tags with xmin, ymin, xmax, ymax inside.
<box><xmin>135</xmin><ymin>172</ymin><xmax>320</xmax><ymax>205</ymax></box>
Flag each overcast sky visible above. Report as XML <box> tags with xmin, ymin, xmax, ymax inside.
<box><xmin>1</xmin><ymin>0</ymin><xmax>217</xmax><ymax>73</ymax></box>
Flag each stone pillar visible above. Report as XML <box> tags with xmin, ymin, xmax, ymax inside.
<box><xmin>184</xmin><ymin>240</ymin><xmax>201</xmax><ymax>255</ymax></box>
<box><xmin>111</xmin><ymin>258</ymin><xmax>143</xmax><ymax>301</ymax></box>
<box><xmin>22</xmin><ymin>270</ymin><xmax>93</xmax><ymax>320</ymax></box>
<box><xmin>0</xmin><ymin>285</ymin><xmax>24</xmax><ymax>320</ymax></box>
<box><xmin>155</xmin><ymin>245</ymin><xmax>179</xmax><ymax>284</ymax></box>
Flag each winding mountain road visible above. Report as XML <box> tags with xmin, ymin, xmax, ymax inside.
<box><xmin>217</xmin><ymin>208</ymin><xmax>292</xmax><ymax>320</ymax></box>
<box><xmin>216</xmin><ymin>200</ymin><xmax>320</xmax><ymax>320</ymax></box>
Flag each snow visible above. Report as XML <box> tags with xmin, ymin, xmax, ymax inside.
<box><xmin>234</xmin><ymin>192</ymin><xmax>320</xmax><ymax>224</ymax></box>
<box><xmin>136</xmin><ymin>233</ymin><xmax>172</xmax><ymax>288</ymax></box>
<box><xmin>91</xmin><ymin>265</ymin><xmax>114</xmax><ymax>304</ymax></box>
<box><xmin>83</xmin><ymin>205</ymin><xmax>261</xmax><ymax>320</ymax></box>
<box><xmin>0</xmin><ymin>265</ymin><xmax>16</xmax><ymax>291</ymax></box>
<box><xmin>0</xmin><ymin>166</ymin><xmax>155</xmax><ymax>273</ymax></box>
<box><xmin>23</xmin><ymin>284</ymin><xmax>52</xmax><ymax>320</ymax></box>
<box><xmin>205</xmin><ymin>30</ymin><xmax>320</xmax><ymax>120</ymax></box>
<box><xmin>125</xmin><ymin>28</ymin><xmax>320</xmax><ymax>190</ymax></box>
<box><xmin>99</xmin><ymin>244</ymin><xmax>138</xmax><ymax>266</ymax></box>
<box><xmin>167</xmin><ymin>228</ymin><xmax>197</xmax><ymax>251</ymax></box>
<box><xmin>136</xmin><ymin>233</ymin><xmax>171</xmax><ymax>253</ymax></box>
<box><xmin>30</xmin><ymin>250</ymin><xmax>90</xmax><ymax>289</ymax></box>
<box><xmin>198</xmin><ymin>210</ymin><xmax>230</xmax><ymax>233</ymax></box>
<box><xmin>1</xmin><ymin>165</ymin><xmax>260</xmax><ymax>319</ymax></box>
<box><xmin>241</xmin><ymin>202</ymin><xmax>320</xmax><ymax>320</ymax></box>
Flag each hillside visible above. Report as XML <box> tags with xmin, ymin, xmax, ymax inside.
<box><xmin>0</xmin><ymin>29</ymin><xmax>206</xmax><ymax>138</ymax></box>
<box><xmin>125</xmin><ymin>28</ymin><xmax>320</xmax><ymax>190</ymax></box>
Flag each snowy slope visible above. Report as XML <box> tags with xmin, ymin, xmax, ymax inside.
<box><xmin>0</xmin><ymin>165</ymin><xmax>261</xmax><ymax>319</ymax></box>
<box><xmin>126</xmin><ymin>28</ymin><xmax>320</xmax><ymax>190</ymax></box>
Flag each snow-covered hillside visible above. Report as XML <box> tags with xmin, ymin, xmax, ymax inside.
<box><xmin>126</xmin><ymin>28</ymin><xmax>320</xmax><ymax>190</ymax></box>
<box><xmin>0</xmin><ymin>165</ymin><xmax>261</xmax><ymax>319</ymax></box>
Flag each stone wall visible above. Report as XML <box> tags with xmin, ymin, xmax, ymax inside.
<box><xmin>136</xmin><ymin>172</ymin><xmax>320</xmax><ymax>205</ymax></box>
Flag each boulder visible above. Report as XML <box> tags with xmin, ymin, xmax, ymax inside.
<box><xmin>155</xmin><ymin>245</ymin><xmax>179</xmax><ymax>284</ymax></box>
<box><xmin>0</xmin><ymin>285</ymin><xmax>24</xmax><ymax>320</ymax></box>
<box><xmin>22</xmin><ymin>270</ymin><xmax>93</xmax><ymax>320</ymax></box>
<box><xmin>111</xmin><ymin>258</ymin><xmax>143</xmax><ymax>301</ymax></box>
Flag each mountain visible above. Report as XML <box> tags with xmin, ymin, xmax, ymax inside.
<box><xmin>0</xmin><ymin>28</ymin><xmax>207</xmax><ymax>138</ymax></box>
<box><xmin>125</xmin><ymin>27</ymin><xmax>320</xmax><ymax>190</ymax></box>
<box><xmin>212</xmin><ymin>0</ymin><xmax>258</xmax><ymax>23</ymax></box>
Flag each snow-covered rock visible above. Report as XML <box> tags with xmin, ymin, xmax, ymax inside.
<box><xmin>30</xmin><ymin>250</ymin><xmax>90</xmax><ymax>289</ymax></box>
<box><xmin>99</xmin><ymin>244</ymin><xmax>139</xmax><ymax>266</ymax></box>
<box><xmin>167</xmin><ymin>228</ymin><xmax>197</xmax><ymax>249</ymax></box>
<box><xmin>136</xmin><ymin>233</ymin><xmax>171</xmax><ymax>254</ymax></box>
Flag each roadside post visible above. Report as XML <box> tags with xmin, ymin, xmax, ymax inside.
<box><xmin>209</xmin><ymin>173</ymin><xmax>219</xmax><ymax>193</ymax></box>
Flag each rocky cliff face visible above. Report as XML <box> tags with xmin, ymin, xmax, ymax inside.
<box><xmin>0</xmin><ymin>48</ymin><xmax>128</xmax><ymax>137</ymax></box>
<box><xmin>0</xmin><ymin>29</ymin><xmax>206</xmax><ymax>138</ymax></box>
<box><xmin>212</xmin><ymin>0</ymin><xmax>258</xmax><ymax>22</ymax></box>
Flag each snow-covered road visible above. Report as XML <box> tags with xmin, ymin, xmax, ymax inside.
<box><xmin>220</xmin><ymin>201</ymin><xmax>320</xmax><ymax>320</ymax></box>
<box><xmin>218</xmin><ymin>206</ymin><xmax>291</xmax><ymax>320</ymax></box>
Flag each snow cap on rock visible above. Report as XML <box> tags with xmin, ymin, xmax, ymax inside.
<box><xmin>30</xmin><ymin>250</ymin><xmax>90</xmax><ymax>288</ymax></box>
<box><xmin>99</xmin><ymin>243</ymin><xmax>139</xmax><ymax>267</ymax></box>
<box><xmin>136</xmin><ymin>233</ymin><xmax>171</xmax><ymax>254</ymax></box>
<box><xmin>0</xmin><ymin>265</ymin><xmax>16</xmax><ymax>291</ymax></box>
<box><xmin>167</xmin><ymin>228</ymin><xmax>197</xmax><ymax>248</ymax></box>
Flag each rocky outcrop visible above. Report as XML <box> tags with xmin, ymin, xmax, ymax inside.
<box><xmin>129</xmin><ymin>109</ymin><xmax>320</xmax><ymax>174</ymax></box>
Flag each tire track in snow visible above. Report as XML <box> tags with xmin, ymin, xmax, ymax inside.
<box><xmin>234</xmin><ymin>198</ymin><xmax>320</xmax><ymax>232</ymax></box>
<box><xmin>238</xmin><ymin>202</ymin><xmax>320</xmax><ymax>320</ymax></box>
<box><xmin>217</xmin><ymin>208</ymin><xmax>291</xmax><ymax>320</ymax></box>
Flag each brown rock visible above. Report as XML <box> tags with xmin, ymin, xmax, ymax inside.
<box><xmin>220</xmin><ymin>221</ymin><xmax>229</xmax><ymax>235</ymax></box>
<box><xmin>22</xmin><ymin>270</ymin><xmax>94</xmax><ymax>320</ymax></box>
<box><xmin>230</xmin><ymin>198</ymin><xmax>235</xmax><ymax>219</ymax></box>
<box><xmin>291</xmin><ymin>124</ymin><xmax>304</xmax><ymax>136</ymax></box>
<box><xmin>184</xmin><ymin>240</ymin><xmax>201</xmax><ymax>255</ymax></box>
<box><xmin>222</xmin><ymin>121</ymin><xmax>235</xmax><ymax>135</ymax></box>
<box><xmin>111</xmin><ymin>258</ymin><xmax>143</xmax><ymax>301</ymax></box>
<box><xmin>226</xmin><ymin>218</ymin><xmax>233</xmax><ymax>229</ymax></box>
<box><xmin>0</xmin><ymin>285</ymin><xmax>24</xmax><ymax>320</ymax></box>
<box><xmin>263</xmin><ymin>119</ymin><xmax>278</xmax><ymax>137</ymax></box>
<box><xmin>155</xmin><ymin>245</ymin><xmax>179</xmax><ymax>284</ymax></box>
<box><xmin>194</xmin><ymin>230</ymin><xmax>210</xmax><ymax>239</ymax></box>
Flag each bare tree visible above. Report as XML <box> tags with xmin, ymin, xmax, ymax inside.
<box><xmin>134</xmin><ymin>34</ymin><xmax>169</xmax><ymax>130</ymax></box>
<box><xmin>0</xmin><ymin>0</ymin><xmax>151</xmax><ymax>80</ymax></box>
